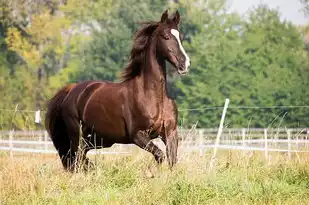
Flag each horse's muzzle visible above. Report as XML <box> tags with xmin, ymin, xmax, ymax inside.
<box><xmin>177</xmin><ymin>69</ymin><xmax>188</xmax><ymax>75</ymax></box>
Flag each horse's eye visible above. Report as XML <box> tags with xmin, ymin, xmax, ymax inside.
<box><xmin>163</xmin><ymin>33</ymin><xmax>170</xmax><ymax>40</ymax></box>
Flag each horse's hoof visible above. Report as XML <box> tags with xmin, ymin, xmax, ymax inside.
<box><xmin>144</xmin><ymin>169</ymin><xmax>155</xmax><ymax>178</ymax></box>
<box><xmin>84</xmin><ymin>160</ymin><xmax>95</xmax><ymax>172</ymax></box>
<box><xmin>155</xmin><ymin>153</ymin><xmax>165</xmax><ymax>164</ymax></box>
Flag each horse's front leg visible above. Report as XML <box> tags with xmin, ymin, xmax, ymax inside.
<box><xmin>161</xmin><ymin>99</ymin><xmax>179</xmax><ymax>169</ymax></box>
<box><xmin>133</xmin><ymin>130</ymin><xmax>165</xmax><ymax>164</ymax></box>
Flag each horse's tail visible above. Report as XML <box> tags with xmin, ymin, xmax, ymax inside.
<box><xmin>45</xmin><ymin>84</ymin><xmax>76</xmax><ymax>169</ymax></box>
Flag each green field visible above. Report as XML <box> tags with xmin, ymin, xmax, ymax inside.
<box><xmin>1</xmin><ymin>150</ymin><xmax>309</xmax><ymax>205</ymax></box>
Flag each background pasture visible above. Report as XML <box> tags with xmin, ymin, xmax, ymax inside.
<box><xmin>1</xmin><ymin>0</ymin><xmax>309</xmax><ymax>204</ymax></box>
<box><xmin>1</xmin><ymin>150</ymin><xmax>309</xmax><ymax>205</ymax></box>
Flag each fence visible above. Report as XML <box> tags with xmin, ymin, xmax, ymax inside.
<box><xmin>1</xmin><ymin>99</ymin><xmax>309</xmax><ymax>162</ymax></box>
<box><xmin>1</xmin><ymin>128</ymin><xmax>308</xmax><ymax>160</ymax></box>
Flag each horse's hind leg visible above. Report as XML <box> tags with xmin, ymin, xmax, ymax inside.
<box><xmin>62</xmin><ymin>115</ymin><xmax>83</xmax><ymax>172</ymax></box>
<box><xmin>79</xmin><ymin>145</ymin><xmax>95</xmax><ymax>171</ymax></box>
<box><xmin>49</xmin><ymin>117</ymin><xmax>72</xmax><ymax>170</ymax></box>
<box><xmin>80</xmin><ymin>127</ymin><xmax>99</xmax><ymax>171</ymax></box>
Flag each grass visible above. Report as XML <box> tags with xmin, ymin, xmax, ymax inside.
<box><xmin>1</xmin><ymin>148</ymin><xmax>309</xmax><ymax>205</ymax></box>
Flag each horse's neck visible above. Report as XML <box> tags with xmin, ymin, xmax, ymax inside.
<box><xmin>139</xmin><ymin>46</ymin><xmax>167</xmax><ymax>98</ymax></box>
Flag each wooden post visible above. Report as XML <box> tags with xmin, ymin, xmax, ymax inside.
<box><xmin>9</xmin><ymin>130</ymin><xmax>13</xmax><ymax>159</ymax></box>
<box><xmin>39</xmin><ymin>131</ymin><xmax>43</xmax><ymax>149</ymax></box>
<box><xmin>209</xmin><ymin>98</ymin><xmax>230</xmax><ymax>171</ymax></box>
<box><xmin>44</xmin><ymin>131</ymin><xmax>48</xmax><ymax>152</ymax></box>
<box><xmin>287</xmin><ymin>129</ymin><xmax>291</xmax><ymax>161</ymax></box>
<box><xmin>296</xmin><ymin>132</ymin><xmax>299</xmax><ymax>150</ymax></box>
<box><xmin>227</xmin><ymin>129</ymin><xmax>230</xmax><ymax>145</ymax></box>
<box><xmin>242</xmin><ymin>128</ymin><xmax>246</xmax><ymax>147</ymax></box>
<box><xmin>264</xmin><ymin>128</ymin><xmax>268</xmax><ymax>161</ymax></box>
<box><xmin>35</xmin><ymin>110</ymin><xmax>41</xmax><ymax>124</ymax></box>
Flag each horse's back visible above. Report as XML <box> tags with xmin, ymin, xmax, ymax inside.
<box><xmin>59</xmin><ymin>81</ymin><xmax>102</xmax><ymax>117</ymax></box>
<box><xmin>77</xmin><ymin>81</ymin><xmax>129</xmax><ymax>140</ymax></box>
<box><xmin>76</xmin><ymin>81</ymin><xmax>106</xmax><ymax>117</ymax></box>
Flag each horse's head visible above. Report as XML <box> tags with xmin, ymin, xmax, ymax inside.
<box><xmin>155</xmin><ymin>10</ymin><xmax>190</xmax><ymax>75</ymax></box>
<box><xmin>122</xmin><ymin>10</ymin><xmax>191</xmax><ymax>81</ymax></box>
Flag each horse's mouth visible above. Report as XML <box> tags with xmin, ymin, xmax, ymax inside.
<box><xmin>177</xmin><ymin>64</ymin><xmax>189</xmax><ymax>75</ymax></box>
<box><xmin>167</xmin><ymin>57</ymin><xmax>189</xmax><ymax>75</ymax></box>
<box><xmin>176</xmin><ymin>60</ymin><xmax>189</xmax><ymax>75</ymax></box>
<box><xmin>177</xmin><ymin>69</ymin><xmax>188</xmax><ymax>75</ymax></box>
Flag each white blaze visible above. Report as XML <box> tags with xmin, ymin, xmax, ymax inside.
<box><xmin>170</xmin><ymin>29</ymin><xmax>190</xmax><ymax>70</ymax></box>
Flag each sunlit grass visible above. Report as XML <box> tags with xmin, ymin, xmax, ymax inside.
<box><xmin>1</xmin><ymin>149</ymin><xmax>309</xmax><ymax>205</ymax></box>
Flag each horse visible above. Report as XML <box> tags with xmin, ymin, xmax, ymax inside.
<box><xmin>45</xmin><ymin>9</ymin><xmax>191</xmax><ymax>172</ymax></box>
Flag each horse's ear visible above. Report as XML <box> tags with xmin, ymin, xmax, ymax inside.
<box><xmin>161</xmin><ymin>9</ymin><xmax>169</xmax><ymax>23</ymax></box>
<box><xmin>173</xmin><ymin>10</ymin><xmax>180</xmax><ymax>25</ymax></box>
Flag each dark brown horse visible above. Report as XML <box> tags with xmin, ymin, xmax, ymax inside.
<box><xmin>45</xmin><ymin>9</ymin><xmax>190</xmax><ymax>172</ymax></box>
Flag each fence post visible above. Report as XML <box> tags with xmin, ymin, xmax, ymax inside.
<box><xmin>287</xmin><ymin>129</ymin><xmax>291</xmax><ymax>161</ymax></box>
<box><xmin>228</xmin><ymin>129</ymin><xmax>232</xmax><ymax>145</ymax></box>
<box><xmin>209</xmin><ymin>98</ymin><xmax>230</xmax><ymax>171</ymax></box>
<box><xmin>199</xmin><ymin>129</ymin><xmax>204</xmax><ymax>156</ymax></box>
<box><xmin>264</xmin><ymin>128</ymin><xmax>268</xmax><ymax>161</ymax></box>
<box><xmin>9</xmin><ymin>130</ymin><xmax>13</xmax><ymax>159</ymax></box>
<box><xmin>35</xmin><ymin>110</ymin><xmax>41</xmax><ymax>124</ymax></box>
<box><xmin>44</xmin><ymin>131</ymin><xmax>48</xmax><ymax>152</ymax></box>
<box><xmin>39</xmin><ymin>132</ymin><xmax>43</xmax><ymax>149</ymax></box>
<box><xmin>296</xmin><ymin>131</ymin><xmax>299</xmax><ymax>150</ymax></box>
<box><xmin>242</xmin><ymin>128</ymin><xmax>246</xmax><ymax>147</ymax></box>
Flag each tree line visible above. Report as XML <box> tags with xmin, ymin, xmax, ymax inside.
<box><xmin>1</xmin><ymin>0</ymin><xmax>309</xmax><ymax>130</ymax></box>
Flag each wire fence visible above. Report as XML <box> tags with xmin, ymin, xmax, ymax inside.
<box><xmin>1</xmin><ymin>127</ymin><xmax>308</xmax><ymax>160</ymax></box>
<box><xmin>1</xmin><ymin>101</ymin><xmax>309</xmax><ymax>163</ymax></box>
<box><xmin>178</xmin><ymin>105</ymin><xmax>309</xmax><ymax>111</ymax></box>
<box><xmin>2</xmin><ymin>105</ymin><xmax>309</xmax><ymax>113</ymax></box>
<box><xmin>1</xmin><ymin>104</ymin><xmax>309</xmax><ymax>128</ymax></box>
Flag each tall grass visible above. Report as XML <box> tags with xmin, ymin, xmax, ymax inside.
<box><xmin>1</xmin><ymin>150</ymin><xmax>309</xmax><ymax>205</ymax></box>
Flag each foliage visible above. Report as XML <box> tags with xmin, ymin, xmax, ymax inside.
<box><xmin>0</xmin><ymin>0</ymin><xmax>309</xmax><ymax>129</ymax></box>
<box><xmin>72</xmin><ymin>0</ymin><xmax>168</xmax><ymax>82</ymax></box>
<box><xmin>174</xmin><ymin>3</ymin><xmax>309</xmax><ymax>128</ymax></box>
<box><xmin>0</xmin><ymin>0</ymin><xmax>113</xmax><ymax>129</ymax></box>
<box><xmin>301</xmin><ymin>0</ymin><xmax>309</xmax><ymax>17</ymax></box>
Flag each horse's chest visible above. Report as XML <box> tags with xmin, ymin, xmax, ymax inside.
<box><xmin>148</xmin><ymin>101</ymin><xmax>167</xmax><ymax>134</ymax></box>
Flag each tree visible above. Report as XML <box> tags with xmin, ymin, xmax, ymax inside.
<box><xmin>175</xmin><ymin>4</ymin><xmax>309</xmax><ymax>128</ymax></box>
<box><xmin>71</xmin><ymin>0</ymin><xmax>168</xmax><ymax>82</ymax></box>
<box><xmin>0</xmin><ymin>0</ymin><xmax>113</xmax><ymax>129</ymax></box>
